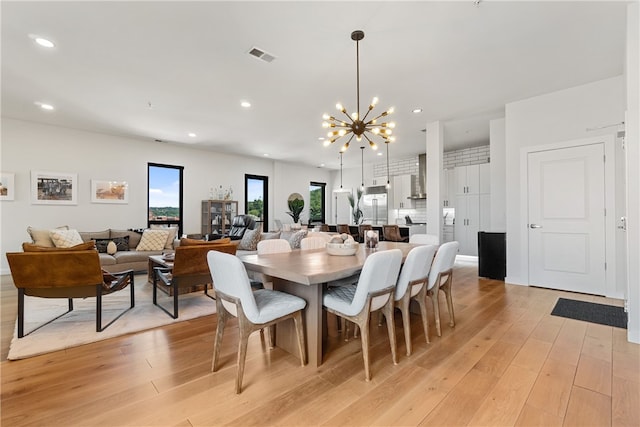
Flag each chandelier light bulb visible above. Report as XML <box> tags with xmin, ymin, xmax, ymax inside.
<box><xmin>371</xmin><ymin>97</ymin><xmax>379</xmax><ymax>106</ymax></box>
<box><xmin>388</xmin><ymin>107</ymin><xmax>395</xmax><ymax>114</ymax></box>
<box><xmin>338</xmin><ymin>129</ymin><xmax>347</xmax><ymax>136</ymax></box>
<box><xmin>322</xmin><ymin>121</ymin><xmax>329</xmax><ymax>128</ymax></box>
<box><xmin>388</xmin><ymin>122</ymin><xmax>396</xmax><ymax>128</ymax></box>
<box><xmin>351</xmin><ymin>112</ymin><xmax>358</xmax><ymax>120</ymax></box>
<box><xmin>336</xmin><ymin>103</ymin><xmax>344</xmax><ymax>112</ymax></box>
<box><xmin>323</xmin><ymin>140</ymin><xmax>331</xmax><ymax>147</ymax></box>
<box><xmin>369</xmin><ymin>141</ymin><xmax>377</xmax><ymax>150</ymax></box>
<box><xmin>372</xmin><ymin>128</ymin><xmax>380</xmax><ymax>134</ymax></box>
<box><xmin>356</xmin><ymin>134</ymin><xmax>362</xmax><ymax>142</ymax></box>
<box><xmin>322</xmin><ymin>113</ymin><xmax>330</xmax><ymax>120</ymax></box>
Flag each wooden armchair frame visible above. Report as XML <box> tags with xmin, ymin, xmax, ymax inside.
<box><xmin>6</xmin><ymin>250</ymin><xmax>135</xmax><ymax>337</ymax></box>
<box><xmin>153</xmin><ymin>243</ymin><xmax>237</xmax><ymax>318</ymax></box>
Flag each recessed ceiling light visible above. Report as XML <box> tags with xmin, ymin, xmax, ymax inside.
<box><xmin>34</xmin><ymin>101</ymin><xmax>54</xmax><ymax>110</ymax></box>
<box><xmin>320</xmin><ymin>163</ymin><xmax>325</xmax><ymax>167</ymax></box>
<box><xmin>241</xmin><ymin>101</ymin><xmax>251</xmax><ymax>108</ymax></box>
<box><xmin>28</xmin><ymin>34</ymin><xmax>55</xmax><ymax>48</ymax></box>
<box><xmin>318</xmin><ymin>137</ymin><xmax>325</xmax><ymax>140</ymax></box>
<box><xmin>412</xmin><ymin>108</ymin><xmax>423</xmax><ymax>114</ymax></box>
<box><xmin>263</xmin><ymin>153</ymin><xmax>269</xmax><ymax>157</ymax></box>
<box><xmin>377</xmin><ymin>152</ymin><xmax>383</xmax><ymax>156</ymax></box>
<box><xmin>188</xmin><ymin>132</ymin><xmax>197</xmax><ymax>137</ymax></box>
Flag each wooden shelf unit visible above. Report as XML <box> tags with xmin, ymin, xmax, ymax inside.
<box><xmin>201</xmin><ymin>200</ymin><xmax>238</xmax><ymax>237</ymax></box>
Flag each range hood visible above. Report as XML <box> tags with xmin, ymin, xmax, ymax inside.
<box><xmin>409</xmin><ymin>153</ymin><xmax>427</xmax><ymax>199</ymax></box>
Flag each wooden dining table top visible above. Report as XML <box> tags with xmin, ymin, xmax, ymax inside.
<box><xmin>239</xmin><ymin>241</ymin><xmax>418</xmax><ymax>286</ymax></box>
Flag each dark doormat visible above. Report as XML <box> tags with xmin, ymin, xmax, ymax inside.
<box><xmin>551</xmin><ymin>298</ymin><xmax>627</xmax><ymax>329</ymax></box>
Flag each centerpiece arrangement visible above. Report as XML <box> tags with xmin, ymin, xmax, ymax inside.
<box><xmin>326</xmin><ymin>233</ymin><xmax>358</xmax><ymax>256</ymax></box>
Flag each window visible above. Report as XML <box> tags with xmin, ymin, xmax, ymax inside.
<box><xmin>148</xmin><ymin>163</ymin><xmax>183</xmax><ymax>235</ymax></box>
<box><xmin>245</xmin><ymin>174</ymin><xmax>268</xmax><ymax>232</ymax></box>
<box><xmin>309</xmin><ymin>182</ymin><xmax>326</xmax><ymax>224</ymax></box>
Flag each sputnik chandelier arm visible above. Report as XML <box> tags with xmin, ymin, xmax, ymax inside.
<box><xmin>322</xmin><ymin>30</ymin><xmax>396</xmax><ymax>153</ymax></box>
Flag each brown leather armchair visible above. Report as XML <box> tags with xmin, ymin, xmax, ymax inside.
<box><xmin>153</xmin><ymin>242</ymin><xmax>237</xmax><ymax>318</ymax></box>
<box><xmin>6</xmin><ymin>250</ymin><xmax>134</xmax><ymax>337</ymax></box>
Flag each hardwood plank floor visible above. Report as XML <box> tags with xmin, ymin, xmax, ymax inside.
<box><xmin>1</xmin><ymin>260</ymin><xmax>638</xmax><ymax>426</ymax></box>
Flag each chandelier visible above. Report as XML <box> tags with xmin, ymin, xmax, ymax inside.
<box><xmin>322</xmin><ymin>30</ymin><xmax>396</xmax><ymax>153</ymax></box>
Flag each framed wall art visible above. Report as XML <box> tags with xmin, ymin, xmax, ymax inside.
<box><xmin>91</xmin><ymin>180</ymin><xmax>129</xmax><ymax>204</ymax></box>
<box><xmin>31</xmin><ymin>170</ymin><xmax>78</xmax><ymax>205</ymax></box>
<box><xmin>0</xmin><ymin>172</ymin><xmax>15</xmax><ymax>201</ymax></box>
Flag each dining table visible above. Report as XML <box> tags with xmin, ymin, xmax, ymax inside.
<box><xmin>239</xmin><ymin>241</ymin><xmax>418</xmax><ymax>367</ymax></box>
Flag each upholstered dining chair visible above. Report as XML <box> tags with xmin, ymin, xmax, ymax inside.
<box><xmin>207</xmin><ymin>251</ymin><xmax>307</xmax><ymax>393</ymax></box>
<box><xmin>336</xmin><ymin>224</ymin><xmax>350</xmax><ymax>234</ymax></box>
<box><xmin>382</xmin><ymin>225</ymin><xmax>409</xmax><ymax>242</ymax></box>
<box><xmin>426</xmin><ymin>241</ymin><xmax>459</xmax><ymax>336</ymax></box>
<box><xmin>409</xmin><ymin>233</ymin><xmax>440</xmax><ymax>246</ymax></box>
<box><xmin>6</xmin><ymin>249</ymin><xmax>135</xmax><ymax>337</ymax></box>
<box><xmin>257</xmin><ymin>238</ymin><xmax>292</xmax><ymax>254</ymax></box>
<box><xmin>323</xmin><ymin>249</ymin><xmax>402</xmax><ymax>381</ymax></box>
<box><xmin>153</xmin><ymin>242</ymin><xmax>237</xmax><ymax>319</ymax></box>
<box><xmin>300</xmin><ymin>236</ymin><xmax>327</xmax><ymax>250</ymax></box>
<box><xmin>392</xmin><ymin>245</ymin><xmax>437</xmax><ymax>355</ymax></box>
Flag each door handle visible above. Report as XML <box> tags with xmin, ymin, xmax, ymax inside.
<box><xmin>529</xmin><ymin>224</ymin><xmax>542</xmax><ymax>229</ymax></box>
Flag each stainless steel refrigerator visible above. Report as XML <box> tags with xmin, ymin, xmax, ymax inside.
<box><xmin>361</xmin><ymin>186</ymin><xmax>388</xmax><ymax>225</ymax></box>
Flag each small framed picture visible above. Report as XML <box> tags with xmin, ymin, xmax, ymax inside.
<box><xmin>31</xmin><ymin>171</ymin><xmax>78</xmax><ymax>205</ymax></box>
<box><xmin>0</xmin><ymin>172</ymin><xmax>15</xmax><ymax>201</ymax></box>
<box><xmin>91</xmin><ymin>180</ymin><xmax>129</xmax><ymax>204</ymax></box>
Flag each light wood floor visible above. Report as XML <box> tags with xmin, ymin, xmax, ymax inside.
<box><xmin>1</xmin><ymin>261</ymin><xmax>638</xmax><ymax>426</ymax></box>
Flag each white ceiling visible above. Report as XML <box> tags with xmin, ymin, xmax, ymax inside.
<box><xmin>1</xmin><ymin>1</ymin><xmax>627</xmax><ymax>170</ymax></box>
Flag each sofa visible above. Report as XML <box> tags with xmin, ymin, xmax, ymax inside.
<box><xmin>26</xmin><ymin>226</ymin><xmax>178</xmax><ymax>273</ymax></box>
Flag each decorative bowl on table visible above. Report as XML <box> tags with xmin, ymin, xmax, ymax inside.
<box><xmin>325</xmin><ymin>242</ymin><xmax>359</xmax><ymax>256</ymax></box>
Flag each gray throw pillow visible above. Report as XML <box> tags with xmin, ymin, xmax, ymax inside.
<box><xmin>238</xmin><ymin>228</ymin><xmax>262</xmax><ymax>251</ymax></box>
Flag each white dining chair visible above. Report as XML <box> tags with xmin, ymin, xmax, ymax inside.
<box><xmin>393</xmin><ymin>244</ymin><xmax>437</xmax><ymax>355</ymax></box>
<box><xmin>323</xmin><ymin>249</ymin><xmax>402</xmax><ymax>381</ymax></box>
<box><xmin>207</xmin><ymin>250</ymin><xmax>307</xmax><ymax>394</ymax></box>
<box><xmin>300</xmin><ymin>236</ymin><xmax>327</xmax><ymax>250</ymax></box>
<box><xmin>426</xmin><ymin>241</ymin><xmax>459</xmax><ymax>336</ymax></box>
<box><xmin>257</xmin><ymin>238</ymin><xmax>292</xmax><ymax>254</ymax></box>
<box><xmin>409</xmin><ymin>233</ymin><xmax>440</xmax><ymax>246</ymax></box>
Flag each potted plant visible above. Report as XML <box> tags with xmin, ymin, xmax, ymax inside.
<box><xmin>347</xmin><ymin>188</ymin><xmax>364</xmax><ymax>225</ymax></box>
<box><xmin>286</xmin><ymin>193</ymin><xmax>305</xmax><ymax>224</ymax></box>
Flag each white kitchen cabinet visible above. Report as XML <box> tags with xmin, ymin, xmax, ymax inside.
<box><xmin>392</xmin><ymin>174</ymin><xmax>415</xmax><ymax>209</ymax></box>
<box><xmin>455</xmin><ymin>163</ymin><xmax>489</xmax><ymax>195</ymax></box>
<box><xmin>442</xmin><ymin>168</ymin><xmax>456</xmax><ymax>208</ymax></box>
<box><xmin>455</xmin><ymin>194</ymin><xmax>480</xmax><ymax>255</ymax></box>
<box><xmin>372</xmin><ymin>176</ymin><xmax>388</xmax><ymax>186</ymax></box>
<box><xmin>453</xmin><ymin>163</ymin><xmax>490</xmax><ymax>255</ymax></box>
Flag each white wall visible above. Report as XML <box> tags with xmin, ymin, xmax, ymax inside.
<box><xmin>489</xmin><ymin>118</ymin><xmax>506</xmax><ymax>232</ymax></box>
<box><xmin>0</xmin><ymin>118</ymin><xmax>331</xmax><ymax>273</ymax></box>
<box><xmin>625</xmin><ymin>1</ymin><xmax>639</xmax><ymax>343</ymax></box>
<box><xmin>504</xmin><ymin>76</ymin><xmax>626</xmax><ymax>292</ymax></box>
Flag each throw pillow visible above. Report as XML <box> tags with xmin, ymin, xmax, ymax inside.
<box><xmin>50</xmin><ymin>229</ymin><xmax>84</xmax><ymax>248</ymax></box>
<box><xmin>150</xmin><ymin>225</ymin><xmax>179</xmax><ymax>249</ymax></box>
<box><xmin>27</xmin><ymin>225</ymin><xmax>69</xmax><ymax>247</ymax></box>
<box><xmin>136</xmin><ymin>229</ymin><xmax>170</xmax><ymax>251</ymax></box>
<box><xmin>23</xmin><ymin>241</ymin><xmax>95</xmax><ymax>252</ymax></box>
<box><xmin>94</xmin><ymin>236</ymin><xmax>130</xmax><ymax>253</ymax></box>
<box><xmin>237</xmin><ymin>228</ymin><xmax>262</xmax><ymax>251</ymax></box>
<box><xmin>287</xmin><ymin>230</ymin><xmax>308</xmax><ymax>249</ymax></box>
<box><xmin>180</xmin><ymin>237</ymin><xmax>231</xmax><ymax>246</ymax></box>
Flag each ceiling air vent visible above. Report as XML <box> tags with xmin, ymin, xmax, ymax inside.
<box><xmin>248</xmin><ymin>47</ymin><xmax>276</xmax><ymax>63</ymax></box>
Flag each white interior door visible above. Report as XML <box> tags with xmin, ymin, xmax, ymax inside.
<box><xmin>527</xmin><ymin>143</ymin><xmax>606</xmax><ymax>294</ymax></box>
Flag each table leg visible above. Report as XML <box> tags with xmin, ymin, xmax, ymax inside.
<box><xmin>272</xmin><ymin>278</ymin><xmax>324</xmax><ymax>368</ymax></box>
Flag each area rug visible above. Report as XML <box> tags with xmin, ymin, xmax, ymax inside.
<box><xmin>7</xmin><ymin>277</ymin><xmax>217</xmax><ymax>360</ymax></box>
<box><xmin>551</xmin><ymin>297</ymin><xmax>627</xmax><ymax>329</ymax></box>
